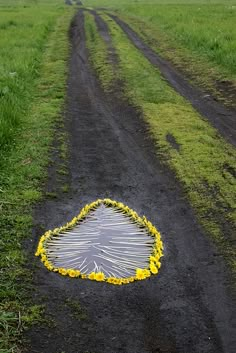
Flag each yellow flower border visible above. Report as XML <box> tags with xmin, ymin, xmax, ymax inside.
<box><xmin>35</xmin><ymin>198</ymin><xmax>164</xmax><ymax>285</ymax></box>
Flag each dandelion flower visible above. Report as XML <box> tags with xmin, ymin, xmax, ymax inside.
<box><xmin>143</xmin><ymin>269</ymin><xmax>151</xmax><ymax>278</ymax></box>
<box><xmin>150</xmin><ymin>263</ymin><xmax>158</xmax><ymax>274</ymax></box>
<box><xmin>113</xmin><ymin>278</ymin><xmax>120</xmax><ymax>285</ymax></box>
<box><xmin>107</xmin><ymin>277</ymin><xmax>115</xmax><ymax>284</ymax></box>
<box><xmin>68</xmin><ymin>269</ymin><xmax>77</xmax><ymax>277</ymax></box>
<box><xmin>136</xmin><ymin>268</ymin><xmax>145</xmax><ymax>280</ymax></box>
<box><xmin>122</xmin><ymin>278</ymin><xmax>129</xmax><ymax>284</ymax></box>
<box><xmin>41</xmin><ymin>255</ymin><xmax>47</xmax><ymax>262</ymax></box>
<box><xmin>95</xmin><ymin>272</ymin><xmax>105</xmax><ymax>281</ymax></box>
<box><xmin>150</xmin><ymin>256</ymin><xmax>157</xmax><ymax>263</ymax></box>
<box><xmin>88</xmin><ymin>272</ymin><xmax>96</xmax><ymax>280</ymax></box>
<box><xmin>59</xmin><ymin>268</ymin><xmax>68</xmax><ymax>276</ymax></box>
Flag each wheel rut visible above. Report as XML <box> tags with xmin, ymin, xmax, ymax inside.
<box><xmin>108</xmin><ymin>13</ymin><xmax>236</xmax><ymax>148</ymax></box>
<box><xmin>26</xmin><ymin>10</ymin><xmax>236</xmax><ymax>353</ymax></box>
<box><xmin>90</xmin><ymin>9</ymin><xmax>119</xmax><ymax>66</ymax></box>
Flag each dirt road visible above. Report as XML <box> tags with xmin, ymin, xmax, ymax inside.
<box><xmin>109</xmin><ymin>13</ymin><xmax>236</xmax><ymax>148</ymax></box>
<box><xmin>27</xmin><ymin>11</ymin><xmax>236</xmax><ymax>353</ymax></box>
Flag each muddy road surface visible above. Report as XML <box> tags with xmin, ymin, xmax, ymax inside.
<box><xmin>26</xmin><ymin>10</ymin><xmax>236</xmax><ymax>353</ymax></box>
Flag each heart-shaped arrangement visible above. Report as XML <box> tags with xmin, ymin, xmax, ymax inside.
<box><xmin>35</xmin><ymin>199</ymin><xmax>163</xmax><ymax>285</ymax></box>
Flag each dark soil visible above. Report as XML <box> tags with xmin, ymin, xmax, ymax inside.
<box><xmin>166</xmin><ymin>133</ymin><xmax>180</xmax><ymax>152</ymax></box>
<box><xmin>26</xmin><ymin>10</ymin><xmax>236</xmax><ymax>353</ymax></box>
<box><xmin>109</xmin><ymin>14</ymin><xmax>236</xmax><ymax>148</ymax></box>
<box><xmin>215</xmin><ymin>79</ymin><xmax>236</xmax><ymax>104</ymax></box>
<box><xmin>65</xmin><ymin>0</ymin><xmax>73</xmax><ymax>6</ymax></box>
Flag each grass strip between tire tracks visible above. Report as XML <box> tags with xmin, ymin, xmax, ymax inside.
<box><xmin>85</xmin><ymin>11</ymin><xmax>114</xmax><ymax>91</ymax></box>
<box><xmin>0</xmin><ymin>7</ymin><xmax>74</xmax><ymax>352</ymax></box>
<box><xmin>85</xmin><ymin>11</ymin><xmax>236</xmax><ymax>276</ymax></box>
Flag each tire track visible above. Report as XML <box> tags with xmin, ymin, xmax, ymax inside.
<box><xmin>108</xmin><ymin>13</ymin><xmax>236</xmax><ymax>147</ymax></box>
<box><xmin>26</xmin><ymin>10</ymin><xmax>236</xmax><ymax>353</ymax></box>
<box><xmin>90</xmin><ymin>9</ymin><xmax>119</xmax><ymax>66</ymax></box>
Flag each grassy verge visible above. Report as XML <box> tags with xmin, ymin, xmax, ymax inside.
<box><xmin>0</xmin><ymin>3</ymin><xmax>74</xmax><ymax>351</ymax></box>
<box><xmin>84</xmin><ymin>0</ymin><xmax>236</xmax><ymax>106</ymax></box>
<box><xmin>84</xmin><ymin>12</ymin><xmax>236</xmax><ymax>275</ymax></box>
<box><xmin>85</xmin><ymin>12</ymin><xmax>114</xmax><ymax>90</ymax></box>
<box><xmin>112</xmin><ymin>8</ymin><xmax>236</xmax><ymax>107</ymax></box>
<box><xmin>115</xmin><ymin>3</ymin><xmax>236</xmax><ymax>77</ymax></box>
<box><xmin>0</xmin><ymin>0</ymin><xmax>67</xmax><ymax>151</ymax></box>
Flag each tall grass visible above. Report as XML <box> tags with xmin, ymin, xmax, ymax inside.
<box><xmin>0</xmin><ymin>1</ymin><xmax>65</xmax><ymax>151</ymax></box>
<box><xmin>121</xmin><ymin>4</ymin><xmax>236</xmax><ymax>77</ymax></box>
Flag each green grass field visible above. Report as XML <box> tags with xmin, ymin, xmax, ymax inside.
<box><xmin>85</xmin><ymin>0</ymin><xmax>236</xmax><ymax>104</ymax></box>
<box><xmin>0</xmin><ymin>1</ymin><xmax>74</xmax><ymax>351</ymax></box>
<box><xmin>125</xmin><ymin>4</ymin><xmax>236</xmax><ymax>76</ymax></box>
<box><xmin>0</xmin><ymin>0</ymin><xmax>67</xmax><ymax>151</ymax></box>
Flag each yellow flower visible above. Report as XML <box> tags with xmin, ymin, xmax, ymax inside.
<box><xmin>53</xmin><ymin>228</ymin><xmax>60</xmax><ymax>234</ymax></box>
<box><xmin>41</xmin><ymin>255</ymin><xmax>47</xmax><ymax>262</ymax></box>
<box><xmin>88</xmin><ymin>272</ymin><xmax>96</xmax><ymax>280</ymax></box>
<box><xmin>36</xmin><ymin>244</ymin><xmax>43</xmax><ymax>253</ymax></box>
<box><xmin>68</xmin><ymin>269</ymin><xmax>77</xmax><ymax>278</ymax></box>
<box><xmin>113</xmin><ymin>278</ymin><xmax>122</xmax><ymax>285</ymax></box>
<box><xmin>152</xmin><ymin>229</ymin><xmax>158</xmax><ymax>236</ymax></box>
<box><xmin>136</xmin><ymin>268</ymin><xmax>145</xmax><ymax>280</ymax></box>
<box><xmin>122</xmin><ymin>278</ymin><xmax>129</xmax><ymax>284</ymax></box>
<box><xmin>150</xmin><ymin>256</ymin><xmax>157</xmax><ymax>263</ymax></box>
<box><xmin>107</xmin><ymin>277</ymin><xmax>115</xmax><ymax>284</ymax></box>
<box><xmin>136</xmin><ymin>273</ymin><xmax>145</xmax><ymax>280</ymax></box>
<box><xmin>156</xmin><ymin>248</ymin><xmax>163</xmax><ymax>258</ymax></box>
<box><xmin>40</xmin><ymin>236</ymin><xmax>45</xmax><ymax>242</ymax></box>
<box><xmin>59</xmin><ymin>268</ymin><xmax>68</xmax><ymax>276</ymax></box>
<box><xmin>136</xmin><ymin>268</ymin><xmax>143</xmax><ymax>275</ymax></box>
<box><xmin>143</xmin><ymin>269</ymin><xmax>151</xmax><ymax>278</ymax></box>
<box><xmin>44</xmin><ymin>260</ymin><xmax>50</xmax><ymax>268</ymax></box>
<box><xmin>81</xmin><ymin>274</ymin><xmax>87</xmax><ymax>279</ymax></box>
<box><xmin>95</xmin><ymin>272</ymin><xmax>105</xmax><ymax>281</ymax></box>
<box><xmin>150</xmin><ymin>263</ymin><xmax>158</xmax><ymax>274</ymax></box>
<box><xmin>117</xmin><ymin>202</ymin><xmax>124</xmax><ymax>209</ymax></box>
